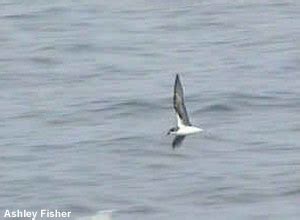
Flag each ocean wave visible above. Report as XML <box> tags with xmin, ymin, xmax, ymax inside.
<box><xmin>198</xmin><ymin>103</ymin><xmax>234</xmax><ymax>113</ymax></box>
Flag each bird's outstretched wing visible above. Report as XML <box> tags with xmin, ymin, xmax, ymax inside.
<box><xmin>172</xmin><ymin>135</ymin><xmax>186</xmax><ymax>149</ymax></box>
<box><xmin>173</xmin><ymin>74</ymin><xmax>191</xmax><ymax>126</ymax></box>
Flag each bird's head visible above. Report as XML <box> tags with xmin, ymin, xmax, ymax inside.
<box><xmin>167</xmin><ymin>127</ymin><xmax>176</xmax><ymax>135</ymax></box>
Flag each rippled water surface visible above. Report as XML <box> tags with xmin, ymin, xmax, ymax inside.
<box><xmin>1</xmin><ymin>0</ymin><xmax>300</xmax><ymax>219</ymax></box>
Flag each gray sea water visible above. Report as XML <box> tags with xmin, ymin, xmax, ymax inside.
<box><xmin>1</xmin><ymin>0</ymin><xmax>300</xmax><ymax>219</ymax></box>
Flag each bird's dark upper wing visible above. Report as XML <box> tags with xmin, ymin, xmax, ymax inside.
<box><xmin>172</xmin><ymin>135</ymin><xmax>186</xmax><ymax>149</ymax></box>
<box><xmin>173</xmin><ymin>74</ymin><xmax>191</xmax><ymax>126</ymax></box>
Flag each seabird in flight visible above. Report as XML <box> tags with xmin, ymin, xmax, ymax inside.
<box><xmin>167</xmin><ymin>74</ymin><xmax>202</xmax><ymax>148</ymax></box>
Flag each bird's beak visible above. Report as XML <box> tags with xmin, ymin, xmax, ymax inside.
<box><xmin>166</xmin><ymin>131</ymin><xmax>170</xmax><ymax>135</ymax></box>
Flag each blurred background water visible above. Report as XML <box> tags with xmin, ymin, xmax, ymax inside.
<box><xmin>0</xmin><ymin>0</ymin><xmax>300</xmax><ymax>219</ymax></box>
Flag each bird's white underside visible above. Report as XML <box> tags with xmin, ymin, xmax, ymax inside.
<box><xmin>176</xmin><ymin>113</ymin><xmax>184</xmax><ymax>128</ymax></box>
<box><xmin>171</xmin><ymin>126</ymin><xmax>203</xmax><ymax>135</ymax></box>
<box><xmin>172</xmin><ymin>113</ymin><xmax>202</xmax><ymax>135</ymax></box>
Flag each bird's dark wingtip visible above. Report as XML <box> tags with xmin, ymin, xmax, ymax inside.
<box><xmin>175</xmin><ymin>74</ymin><xmax>180</xmax><ymax>83</ymax></box>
